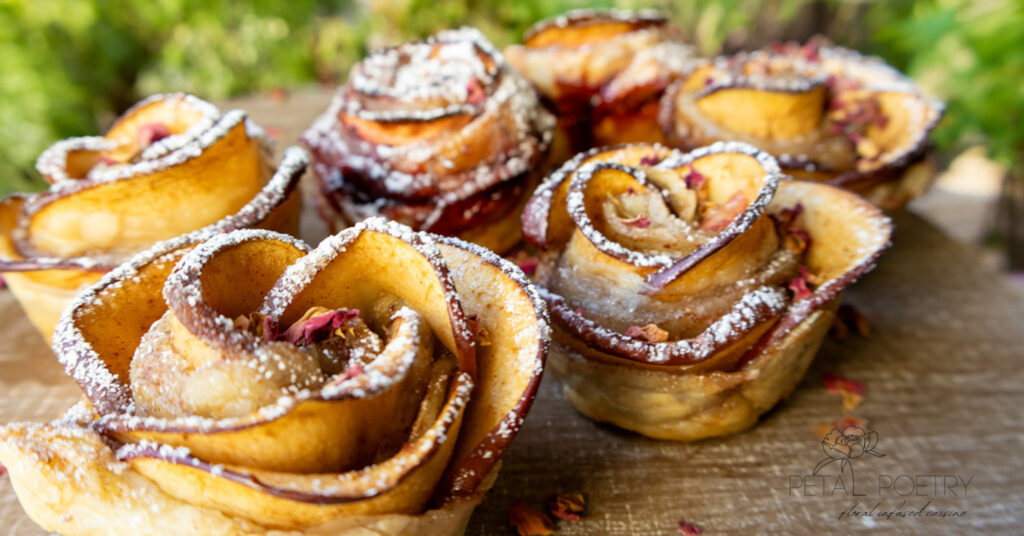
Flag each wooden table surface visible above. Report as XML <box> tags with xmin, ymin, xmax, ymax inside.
<box><xmin>2</xmin><ymin>89</ymin><xmax>1023</xmax><ymax>535</ymax></box>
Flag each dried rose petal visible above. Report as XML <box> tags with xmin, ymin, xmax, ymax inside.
<box><xmin>678</xmin><ymin>520</ymin><xmax>702</xmax><ymax>535</ymax></box>
<box><xmin>822</xmin><ymin>371</ymin><xmax>866</xmax><ymax>410</ymax></box>
<box><xmin>547</xmin><ymin>492</ymin><xmax>585</xmax><ymax>522</ymax></box>
<box><xmin>280</xmin><ymin>307</ymin><xmax>360</xmax><ymax>346</ymax></box>
<box><xmin>788</xmin><ymin>269</ymin><xmax>812</xmax><ymax>300</ymax></box>
<box><xmin>822</xmin><ymin>371</ymin><xmax>866</xmax><ymax>395</ymax></box>
<box><xmin>509</xmin><ymin>501</ymin><xmax>554</xmax><ymax>536</ymax></box>
<box><xmin>466</xmin><ymin>79</ymin><xmax>486</xmax><ymax>104</ymax></box>
<box><xmin>136</xmin><ymin>122</ymin><xmax>171</xmax><ymax>147</ymax></box>
<box><xmin>269</xmin><ymin>87</ymin><xmax>288</xmax><ymax>103</ymax></box>
<box><xmin>96</xmin><ymin>155</ymin><xmax>120</xmax><ymax>166</ymax></box>
<box><xmin>342</xmin><ymin>361</ymin><xmax>363</xmax><ymax>380</ymax></box>
<box><xmin>640</xmin><ymin>155</ymin><xmax>662</xmax><ymax>166</ymax></box>
<box><xmin>620</xmin><ymin>213</ymin><xmax>652</xmax><ymax>229</ymax></box>
<box><xmin>264</xmin><ymin>126</ymin><xmax>283</xmax><ymax>140</ymax></box>
<box><xmin>0</xmin><ymin>463</ymin><xmax>6</xmax><ymax>477</ymax></box>
<box><xmin>625</xmin><ymin>323</ymin><xmax>669</xmax><ymax>343</ymax></box>
<box><xmin>684</xmin><ymin>167</ymin><xmax>705</xmax><ymax>189</ymax></box>
<box><xmin>512</xmin><ymin>253</ymin><xmax>539</xmax><ymax>276</ymax></box>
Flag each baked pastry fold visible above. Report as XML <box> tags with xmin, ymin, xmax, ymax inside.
<box><xmin>0</xmin><ymin>217</ymin><xmax>548</xmax><ymax>535</ymax></box>
<box><xmin>505</xmin><ymin>9</ymin><xmax>695</xmax><ymax>159</ymax></box>
<box><xmin>0</xmin><ymin>93</ymin><xmax>302</xmax><ymax>341</ymax></box>
<box><xmin>522</xmin><ymin>142</ymin><xmax>891</xmax><ymax>440</ymax></box>
<box><xmin>303</xmin><ymin>28</ymin><xmax>554</xmax><ymax>254</ymax></box>
<box><xmin>660</xmin><ymin>41</ymin><xmax>944</xmax><ymax>208</ymax></box>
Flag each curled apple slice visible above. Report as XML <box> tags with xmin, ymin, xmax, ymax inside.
<box><xmin>505</xmin><ymin>9</ymin><xmax>694</xmax><ymax>157</ymax></box>
<box><xmin>527</xmin><ymin>142</ymin><xmax>891</xmax><ymax>440</ymax></box>
<box><xmin>0</xmin><ymin>94</ymin><xmax>302</xmax><ymax>341</ymax></box>
<box><xmin>661</xmin><ymin>42</ymin><xmax>943</xmax><ymax>208</ymax></box>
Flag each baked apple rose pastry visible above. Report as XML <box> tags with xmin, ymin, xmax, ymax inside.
<box><xmin>660</xmin><ymin>41</ymin><xmax>944</xmax><ymax>208</ymax></box>
<box><xmin>0</xmin><ymin>217</ymin><xmax>548</xmax><ymax>535</ymax></box>
<box><xmin>303</xmin><ymin>28</ymin><xmax>554</xmax><ymax>254</ymax></box>
<box><xmin>0</xmin><ymin>93</ymin><xmax>302</xmax><ymax>341</ymax></box>
<box><xmin>505</xmin><ymin>9</ymin><xmax>695</xmax><ymax>159</ymax></box>
<box><xmin>522</xmin><ymin>142</ymin><xmax>891</xmax><ymax>440</ymax></box>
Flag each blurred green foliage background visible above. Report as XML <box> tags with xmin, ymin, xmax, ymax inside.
<box><xmin>1</xmin><ymin>0</ymin><xmax>1020</xmax><ymax>196</ymax></box>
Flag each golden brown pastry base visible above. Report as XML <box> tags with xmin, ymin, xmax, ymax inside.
<box><xmin>0</xmin><ymin>420</ymin><xmax>491</xmax><ymax>536</ymax></box>
<box><xmin>550</xmin><ymin>304</ymin><xmax>835</xmax><ymax>441</ymax></box>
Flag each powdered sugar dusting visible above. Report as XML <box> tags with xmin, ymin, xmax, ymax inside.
<box><xmin>302</xmin><ymin>28</ymin><xmax>554</xmax><ymax>233</ymax></box>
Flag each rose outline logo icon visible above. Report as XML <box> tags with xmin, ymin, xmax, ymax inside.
<box><xmin>813</xmin><ymin>425</ymin><xmax>885</xmax><ymax>490</ymax></box>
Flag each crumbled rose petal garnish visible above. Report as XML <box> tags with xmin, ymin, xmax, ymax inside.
<box><xmin>547</xmin><ymin>492</ymin><xmax>585</xmax><ymax>522</ymax></box>
<box><xmin>800</xmin><ymin>41</ymin><xmax>820</xmax><ymax>62</ymax></box>
<box><xmin>823</xmin><ymin>375</ymin><xmax>864</xmax><ymax>395</ymax></box>
<box><xmin>828</xmin><ymin>91</ymin><xmax>888</xmax><ymax>154</ymax></box>
<box><xmin>466</xmin><ymin>78</ymin><xmax>486</xmax><ymax>104</ymax></box>
<box><xmin>96</xmin><ymin>155</ymin><xmax>119</xmax><ymax>166</ymax></box>
<box><xmin>815</xmin><ymin>416</ymin><xmax>867</xmax><ymax>438</ymax></box>
<box><xmin>823</xmin><ymin>371</ymin><xmax>867</xmax><ymax>410</ymax></box>
<box><xmin>831</xmin><ymin>304</ymin><xmax>871</xmax><ymax>341</ymax></box>
<box><xmin>265</xmin><ymin>126</ymin><xmax>283</xmax><ymax>140</ymax></box>
<box><xmin>269</xmin><ymin>87</ymin><xmax>288</xmax><ymax>103</ymax></box>
<box><xmin>678</xmin><ymin>520</ymin><xmax>702</xmax><ymax>535</ymax></box>
<box><xmin>509</xmin><ymin>250</ymin><xmax>539</xmax><ymax>276</ymax></box>
<box><xmin>0</xmin><ymin>463</ymin><xmax>6</xmax><ymax>478</ymax></box>
<box><xmin>699</xmin><ymin>191</ymin><xmax>747</xmax><ymax>232</ymax></box>
<box><xmin>280</xmin><ymin>307</ymin><xmax>360</xmax><ymax>346</ymax></box>
<box><xmin>620</xmin><ymin>213</ymin><xmax>652</xmax><ymax>228</ymax></box>
<box><xmin>574</xmin><ymin>307</ymin><xmax>585</xmax><ymax>316</ymax></box>
<box><xmin>509</xmin><ymin>501</ymin><xmax>554</xmax><ymax>536</ymax></box>
<box><xmin>788</xmin><ymin>269</ymin><xmax>813</xmax><ymax>300</ymax></box>
<box><xmin>640</xmin><ymin>155</ymin><xmax>662</xmax><ymax>166</ymax></box>
<box><xmin>771</xmin><ymin>204</ymin><xmax>813</xmax><ymax>255</ymax></box>
<box><xmin>136</xmin><ymin>122</ymin><xmax>171</xmax><ymax>147</ymax></box>
<box><xmin>625</xmin><ymin>323</ymin><xmax>669</xmax><ymax>343</ymax></box>
<box><xmin>684</xmin><ymin>167</ymin><xmax>705</xmax><ymax>189</ymax></box>
<box><xmin>342</xmin><ymin>361</ymin><xmax>363</xmax><ymax>380</ymax></box>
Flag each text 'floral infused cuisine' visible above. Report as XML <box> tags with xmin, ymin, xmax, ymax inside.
<box><xmin>0</xmin><ymin>94</ymin><xmax>303</xmax><ymax>341</ymax></box>
<box><xmin>0</xmin><ymin>218</ymin><xmax>549</xmax><ymax>535</ymax></box>
<box><xmin>660</xmin><ymin>41</ymin><xmax>944</xmax><ymax>208</ymax></box>
<box><xmin>522</xmin><ymin>142</ymin><xmax>891</xmax><ymax>441</ymax></box>
<box><xmin>303</xmin><ymin>28</ymin><xmax>555</xmax><ymax>254</ymax></box>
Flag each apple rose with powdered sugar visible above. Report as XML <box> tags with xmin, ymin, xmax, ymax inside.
<box><xmin>0</xmin><ymin>93</ymin><xmax>302</xmax><ymax>342</ymax></box>
<box><xmin>303</xmin><ymin>28</ymin><xmax>554</xmax><ymax>255</ymax></box>
<box><xmin>659</xmin><ymin>41</ymin><xmax>944</xmax><ymax>208</ymax></box>
<box><xmin>522</xmin><ymin>141</ymin><xmax>891</xmax><ymax>440</ymax></box>
<box><xmin>0</xmin><ymin>217</ymin><xmax>548</xmax><ymax>535</ymax></box>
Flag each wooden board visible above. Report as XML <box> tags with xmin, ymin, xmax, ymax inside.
<box><xmin>2</xmin><ymin>89</ymin><xmax>1022</xmax><ymax>535</ymax></box>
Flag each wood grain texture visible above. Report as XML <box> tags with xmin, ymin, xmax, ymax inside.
<box><xmin>2</xmin><ymin>89</ymin><xmax>1022</xmax><ymax>535</ymax></box>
